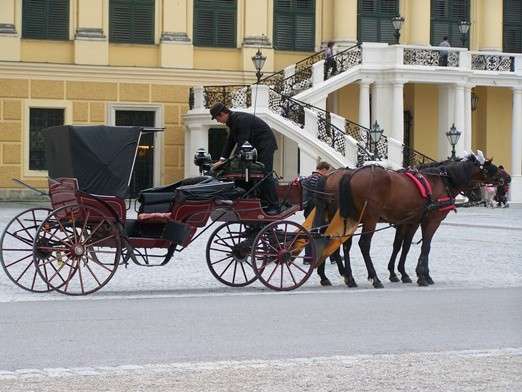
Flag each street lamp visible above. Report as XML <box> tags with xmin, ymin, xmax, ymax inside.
<box><xmin>251</xmin><ymin>48</ymin><xmax>266</xmax><ymax>84</ymax></box>
<box><xmin>458</xmin><ymin>20</ymin><xmax>471</xmax><ymax>47</ymax></box>
<box><xmin>369</xmin><ymin>121</ymin><xmax>384</xmax><ymax>160</ymax></box>
<box><xmin>471</xmin><ymin>88</ymin><xmax>479</xmax><ymax>111</ymax></box>
<box><xmin>391</xmin><ymin>15</ymin><xmax>405</xmax><ymax>44</ymax></box>
<box><xmin>445</xmin><ymin>123</ymin><xmax>461</xmax><ymax>160</ymax></box>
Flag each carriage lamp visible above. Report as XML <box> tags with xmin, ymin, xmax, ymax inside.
<box><xmin>194</xmin><ymin>147</ymin><xmax>212</xmax><ymax>174</ymax></box>
<box><xmin>369</xmin><ymin>121</ymin><xmax>384</xmax><ymax>160</ymax></box>
<box><xmin>239</xmin><ymin>141</ymin><xmax>258</xmax><ymax>163</ymax></box>
<box><xmin>445</xmin><ymin>124</ymin><xmax>461</xmax><ymax>160</ymax></box>
<box><xmin>251</xmin><ymin>48</ymin><xmax>266</xmax><ymax>84</ymax></box>
<box><xmin>391</xmin><ymin>15</ymin><xmax>405</xmax><ymax>44</ymax></box>
<box><xmin>459</xmin><ymin>20</ymin><xmax>471</xmax><ymax>47</ymax></box>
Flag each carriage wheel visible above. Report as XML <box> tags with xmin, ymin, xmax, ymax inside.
<box><xmin>33</xmin><ymin>204</ymin><xmax>121</xmax><ymax>295</ymax></box>
<box><xmin>0</xmin><ymin>208</ymin><xmax>54</xmax><ymax>293</ymax></box>
<box><xmin>206</xmin><ymin>222</ymin><xmax>258</xmax><ymax>287</ymax></box>
<box><xmin>251</xmin><ymin>220</ymin><xmax>315</xmax><ymax>291</ymax></box>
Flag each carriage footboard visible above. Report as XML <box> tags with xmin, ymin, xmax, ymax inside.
<box><xmin>162</xmin><ymin>220</ymin><xmax>196</xmax><ymax>247</ymax></box>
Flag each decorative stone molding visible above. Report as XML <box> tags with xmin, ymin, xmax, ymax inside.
<box><xmin>161</xmin><ymin>32</ymin><xmax>191</xmax><ymax>43</ymax></box>
<box><xmin>75</xmin><ymin>28</ymin><xmax>106</xmax><ymax>41</ymax></box>
<box><xmin>0</xmin><ymin>24</ymin><xmax>17</xmax><ymax>35</ymax></box>
<box><xmin>242</xmin><ymin>35</ymin><xmax>272</xmax><ymax>48</ymax></box>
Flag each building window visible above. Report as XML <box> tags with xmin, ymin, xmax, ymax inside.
<box><xmin>274</xmin><ymin>0</ymin><xmax>315</xmax><ymax>52</ymax></box>
<box><xmin>430</xmin><ymin>0</ymin><xmax>470</xmax><ymax>47</ymax></box>
<box><xmin>504</xmin><ymin>0</ymin><xmax>522</xmax><ymax>53</ymax></box>
<box><xmin>109</xmin><ymin>0</ymin><xmax>155</xmax><ymax>44</ymax></box>
<box><xmin>357</xmin><ymin>0</ymin><xmax>398</xmax><ymax>44</ymax></box>
<box><xmin>22</xmin><ymin>0</ymin><xmax>69</xmax><ymax>40</ymax></box>
<box><xmin>194</xmin><ymin>0</ymin><xmax>237</xmax><ymax>48</ymax></box>
<box><xmin>29</xmin><ymin>108</ymin><xmax>64</xmax><ymax>171</ymax></box>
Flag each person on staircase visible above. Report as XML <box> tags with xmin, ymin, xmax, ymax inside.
<box><xmin>324</xmin><ymin>41</ymin><xmax>338</xmax><ymax>80</ymax></box>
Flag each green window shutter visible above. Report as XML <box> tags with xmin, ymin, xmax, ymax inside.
<box><xmin>22</xmin><ymin>0</ymin><xmax>69</xmax><ymax>40</ymax></box>
<box><xmin>110</xmin><ymin>0</ymin><xmax>155</xmax><ymax>44</ymax></box>
<box><xmin>504</xmin><ymin>0</ymin><xmax>522</xmax><ymax>53</ymax></box>
<box><xmin>274</xmin><ymin>0</ymin><xmax>315</xmax><ymax>52</ymax></box>
<box><xmin>194</xmin><ymin>0</ymin><xmax>236</xmax><ymax>48</ymax></box>
<box><xmin>358</xmin><ymin>0</ymin><xmax>398</xmax><ymax>44</ymax></box>
<box><xmin>430</xmin><ymin>0</ymin><xmax>470</xmax><ymax>47</ymax></box>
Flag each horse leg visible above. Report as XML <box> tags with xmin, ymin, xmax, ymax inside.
<box><xmin>358</xmin><ymin>229</ymin><xmax>383</xmax><ymax>289</ymax></box>
<box><xmin>396</xmin><ymin>224</ymin><xmax>418</xmax><ymax>284</ymax></box>
<box><xmin>341</xmin><ymin>239</ymin><xmax>358</xmax><ymax>288</ymax></box>
<box><xmin>387</xmin><ymin>228</ymin><xmax>403</xmax><ymax>283</ymax></box>
<box><xmin>316</xmin><ymin>261</ymin><xmax>332</xmax><ymax>286</ymax></box>
<box><xmin>415</xmin><ymin>224</ymin><xmax>438</xmax><ymax>286</ymax></box>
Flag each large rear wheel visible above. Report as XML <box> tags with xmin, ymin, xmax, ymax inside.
<box><xmin>0</xmin><ymin>208</ymin><xmax>54</xmax><ymax>292</ymax></box>
<box><xmin>251</xmin><ymin>220</ymin><xmax>315</xmax><ymax>291</ymax></box>
<box><xmin>33</xmin><ymin>204</ymin><xmax>121</xmax><ymax>295</ymax></box>
<box><xmin>206</xmin><ymin>222</ymin><xmax>258</xmax><ymax>287</ymax></box>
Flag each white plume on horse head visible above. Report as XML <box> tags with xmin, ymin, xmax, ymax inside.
<box><xmin>476</xmin><ymin>150</ymin><xmax>485</xmax><ymax>164</ymax></box>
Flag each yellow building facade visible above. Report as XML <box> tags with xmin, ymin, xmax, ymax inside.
<box><xmin>0</xmin><ymin>0</ymin><xmax>520</xmax><ymax>200</ymax></box>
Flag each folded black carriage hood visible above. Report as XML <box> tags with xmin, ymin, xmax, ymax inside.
<box><xmin>43</xmin><ymin>125</ymin><xmax>142</xmax><ymax>198</ymax></box>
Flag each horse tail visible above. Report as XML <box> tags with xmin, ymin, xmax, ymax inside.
<box><xmin>312</xmin><ymin>175</ymin><xmax>327</xmax><ymax>228</ymax></box>
<box><xmin>339</xmin><ymin>173</ymin><xmax>356</xmax><ymax>221</ymax></box>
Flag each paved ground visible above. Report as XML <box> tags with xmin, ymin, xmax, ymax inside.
<box><xmin>0</xmin><ymin>201</ymin><xmax>521</xmax><ymax>391</ymax></box>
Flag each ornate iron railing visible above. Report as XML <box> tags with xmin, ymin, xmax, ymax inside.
<box><xmin>402</xmin><ymin>145</ymin><xmax>436</xmax><ymax>168</ymax></box>
<box><xmin>202</xmin><ymin>85</ymin><xmax>251</xmax><ymax>109</ymax></box>
<box><xmin>270</xmin><ymin>44</ymin><xmax>361</xmax><ymax>97</ymax></box>
<box><xmin>471</xmin><ymin>54</ymin><xmax>514</xmax><ymax>71</ymax></box>
<box><xmin>403</xmin><ymin>48</ymin><xmax>460</xmax><ymax>67</ymax></box>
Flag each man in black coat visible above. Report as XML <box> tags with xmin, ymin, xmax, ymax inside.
<box><xmin>210</xmin><ymin>102</ymin><xmax>282</xmax><ymax>214</ymax></box>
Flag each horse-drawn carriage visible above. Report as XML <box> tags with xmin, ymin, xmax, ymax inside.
<box><xmin>1</xmin><ymin>125</ymin><xmax>347</xmax><ymax>295</ymax></box>
<box><xmin>1</xmin><ymin>125</ymin><xmax>503</xmax><ymax>295</ymax></box>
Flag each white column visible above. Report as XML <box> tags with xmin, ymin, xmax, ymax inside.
<box><xmin>510</xmin><ymin>87</ymin><xmax>522</xmax><ymax>203</ymax></box>
<box><xmin>358</xmin><ymin>80</ymin><xmax>371</xmax><ymax>129</ymax></box>
<box><xmin>371</xmin><ymin>82</ymin><xmax>391</xmax><ymax>137</ymax></box>
<box><xmin>185</xmin><ymin>124</ymin><xmax>209</xmax><ymax>178</ymax></box>
<box><xmin>463</xmin><ymin>86</ymin><xmax>472</xmax><ymax>152</ymax></box>
<box><xmin>453</xmin><ymin>84</ymin><xmax>465</xmax><ymax>158</ymax></box>
<box><xmin>512</xmin><ymin>88</ymin><xmax>522</xmax><ymax>177</ymax></box>
<box><xmin>438</xmin><ymin>85</ymin><xmax>453</xmax><ymax>160</ymax></box>
<box><xmin>391</xmin><ymin>82</ymin><xmax>404</xmax><ymax>143</ymax></box>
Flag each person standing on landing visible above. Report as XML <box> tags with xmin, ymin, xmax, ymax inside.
<box><xmin>209</xmin><ymin>102</ymin><xmax>282</xmax><ymax>215</ymax></box>
<box><xmin>439</xmin><ymin>35</ymin><xmax>450</xmax><ymax>66</ymax></box>
<box><xmin>324</xmin><ymin>41</ymin><xmax>338</xmax><ymax>79</ymax></box>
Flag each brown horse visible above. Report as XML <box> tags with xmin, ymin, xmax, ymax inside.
<box><xmin>314</xmin><ymin>153</ymin><xmax>499</xmax><ymax>288</ymax></box>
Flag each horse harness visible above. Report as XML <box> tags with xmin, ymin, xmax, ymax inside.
<box><xmin>402</xmin><ymin>169</ymin><xmax>456</xmax><ymax>212</ymax></box>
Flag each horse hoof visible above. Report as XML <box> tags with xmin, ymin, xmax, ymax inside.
<box><xmin>417</xmin><ymin>277</ymin><xmax>428</xmax><ymax>286</ymax></box>
<box><xmin>426</xmin><ymin>277</ymin><xmax>435</xmax><ymax>285</ymax></box>
<box><xmin>402</xmin><ymin>276</ymin><xmax>412</xmax><ymax>284</ymax></box>
<box><xmin>373</xmin><ymin>281</ymin><xmax>384</xmax><ymax>289</ymax></box>
<box><xmin>321</xmin><ymin>279</ymin><xmax>332</xmax><ymax>286</ymax></box>
<box><xmin>344</xmin><ymin>277</ymin><xmax>358</xmax><ymax>288</ymax></box>
<box><xmin>389</xmin><ymin>276</ymin><xmax>400</xmax><ymax>283</ymax></box>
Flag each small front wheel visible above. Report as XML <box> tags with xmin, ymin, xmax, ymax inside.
<box><xmin>33</xmin><ymin>204</ymin><xmax>121</xmax><ymax>295</ymax></box>
<box><xmin>251</xmin><ymin>220</ymin><xmax>315</xmax><ymax>291</ymax></box>
<box><xmin>206</xmin><ymin>222</ymin><xmax>258</xmax><ymax>287</ymax></box>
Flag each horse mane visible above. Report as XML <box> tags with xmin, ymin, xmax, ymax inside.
<box><xmin>420</xmin><ymin>159</ymin><xmax>475</xmax><ymax>188</ymax></box>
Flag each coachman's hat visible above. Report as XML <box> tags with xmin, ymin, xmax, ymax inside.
<box><xmin>210</xmin><ymin>102</ymin><xmax>226</xmax><ymax>120</ymax></box>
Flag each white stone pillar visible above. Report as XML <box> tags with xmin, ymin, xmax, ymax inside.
<box><xmin>512</xmin><ymin>87</ymin><xmax>522</xmax><ymax>177</ymax></box>
<box><xmin>509</xmin><ymin>87</ymin><xmax>522</xmax><ymax>203</ymax></box>
<box><xmin>391</xmin><ymin>82</ymin><xmax>405</xmax><ymax>143</ymax></box>
<box><xmin>185</xmin><ymin>124</ymin><xmax>209</xmax><ymax>178</ymax></box>
<box><xmin>463</xmin><ymin>86</ymin><xmax>473</xmax><ymax>152</ymax></box>
<box><xmin>453</xmin><ymin>84</ymin><xmax>466</xmax><ymax>158</ymax></box>
<box><xmin>371</xmin><ymin>82</ymin><xmax>391</xmax><ymax>138</ymax></box>
<box><xmin>358</xmin><ymin>80</ymin><xmax>371</xmax><ymax>129</ymax></box>
<box><xmin>438</xmin><ymin>86</ymin><xmax>454</xmax><ymax>160</ymax></box>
